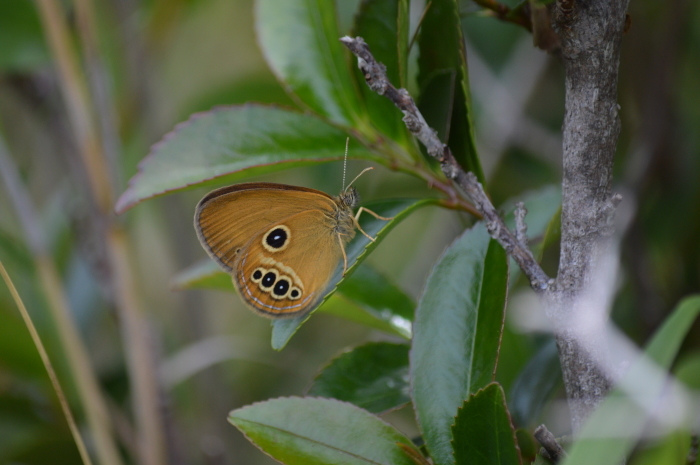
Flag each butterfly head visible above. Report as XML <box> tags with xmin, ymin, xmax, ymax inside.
<box><xmin>338</xmin><ymin>186</ymin><xmax>360</xmax><ymax>209</ymax></box>
<box><xmin>339</xmin><ymin>166</ymin><xmax>373</xmax><ymax>209</ymax></box>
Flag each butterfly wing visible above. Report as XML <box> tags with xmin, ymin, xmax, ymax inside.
<box><xmin>195</xmin><ymin>182</ymin><xmax>346</xmax><ymax>318</ymax></box>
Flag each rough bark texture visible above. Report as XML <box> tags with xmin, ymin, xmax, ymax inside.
<box><xmin>548</xmin><ymin>0</ymin><xmax>630</xmax><ymax>431</ymax></box>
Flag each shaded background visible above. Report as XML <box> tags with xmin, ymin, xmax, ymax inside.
<box><xmin>0</xmin><ymin>0</ymin><xmax>698</xmax><ymax>463</ymax></box>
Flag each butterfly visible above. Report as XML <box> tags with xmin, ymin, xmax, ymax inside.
<box><xmin>194</xmin><ymin>169</ymin><xmax>391</xmax><ymax>319</ymax></box>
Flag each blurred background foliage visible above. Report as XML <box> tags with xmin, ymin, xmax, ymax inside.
<box><xmin>0</xmin><ymin>0</ymin><xmax>698</xmax><ymax>463</ymax></box>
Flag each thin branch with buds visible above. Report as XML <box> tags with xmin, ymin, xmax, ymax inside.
<box><xmin>340</xmin><ymin>36</ymin><xmax>551</xmax><ymax>292</ymax></box>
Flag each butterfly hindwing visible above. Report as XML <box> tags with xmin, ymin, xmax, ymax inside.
<box><xmin>235</xmin><ymin>209</ymin><xmax>342</xmax><ymax>317</ymax></box>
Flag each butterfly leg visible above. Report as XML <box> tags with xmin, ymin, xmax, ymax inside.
<box><xmin>353</xmin><ymin>207</ymin><xmax>393</xmax><ymax>242</ymax></box>
<box><xmin>353</xmin><ymin>216</ymin><xmax>376</xmax><ymax>243</ymax></box>
<box><xmin>355</xmin><ymin>207</ymin><xmax>394</xmax><ymax>222</ymax></box>
<box><xmin>337</xmin><ymin>233</ymin><xmax>349</xmax><ymax>276</ymax></box>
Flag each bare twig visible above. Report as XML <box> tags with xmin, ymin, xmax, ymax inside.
<box><xmin>340</xmin><ymin>36</ymin><xmax>551</xmax><ymax>292</ymax></box>
<box><xmin>534</xmin><ymin>424</ymin><xmax>567</xmax><ymax>463</ymax></box>
<box><xmin>514</xmin><ymin>202</ymin><xmax>529</xmax><ymax>247</ymax></box>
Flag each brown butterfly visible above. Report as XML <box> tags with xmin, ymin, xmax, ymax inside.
<box><xmin>194</xmin><ymin>170</ymin><xmax>390</xmax><ymax>319</ymax></box>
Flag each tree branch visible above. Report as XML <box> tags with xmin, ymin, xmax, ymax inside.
<box><xmin>340</xmin><ymin>36</ymin><xmax>551</xmax><ymax>292</ymax></box>
<box><xmin>547</xmin><ymin>0</ymin><xmax>630</xmax><ymax>430</ymax></box>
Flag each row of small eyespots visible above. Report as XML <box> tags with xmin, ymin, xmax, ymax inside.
<box><xmin>251</xmin><ymin>267</ymin><xmax>302</xmax><ymax>300</ymax></box>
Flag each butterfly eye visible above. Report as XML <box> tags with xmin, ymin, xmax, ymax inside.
<box><xmin>288</xmin><ymin>286</ymin><xmax>302</xmax><ymax>300</ymax></box>
<box><xmin>260</xmin><ymin>271</ymin><xmax>277</xmax><ymax>289</ymax></box>
<box><xmin>262</xmin><ymin>225</ymin><xmax>291</xmax><ymax>252</ymax></box>
<box><xmin>251</xmin><ymin>268</ymin><xmax>264</xmax><ymax>283</ymax></box>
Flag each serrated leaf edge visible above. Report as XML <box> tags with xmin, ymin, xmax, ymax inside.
<box><xmin>115</xmin><ymin>103</ymin><xmax>374</xmax><ymax>213</ymax></box>
<box><xmin>450</xmin><ymin>383</ymin><xmax>522</xmax><ymax>465</ymax></box>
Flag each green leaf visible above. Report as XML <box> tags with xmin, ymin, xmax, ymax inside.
<box><xmin>307</xmin><ymin>342</ymin><xmax>410</xmax><ymax>414</ymax></box>
<box><xmin>515</xmin><ymin>429</ymin><xmax>538</xmax><ymax>463</ymax></box>
<box><xmin>452</xmin><ymin>383</ymin><xmax>522</xmax><ymax>465</ymax></box>
<box><xmin>335</xmin><ymin>262</ymin><xmax>414</xmax><ymax>323</ymax></box>
<box><xmin>0</xmin><ymin>0</ymin><xmax>49</xmax><ymax>72</ymax></box>
<box><xmin>229</xmin><ymin>396</ymin><xmax>421</xmax><ymax>465</ymax></box>
<box><xmin>352</xmin><ymin>0</ymin><xmax>411</xmax><ymax>144</ymax></box>
<box><xmin>271</xmin><ymin>198</ymin><xmax>438</xmax><ymax>350</ymax></box>
<box><xmin>115</xmin><ymin>104</ymin><xmax>382</xmax><ymax>213</ymax></box>
<box><xmin>538</xmin><ymin>205</ymin><xmax>561</xmax><ymax>260</ymax></box>
<box><xmin>417</xmin><ymin>0</ymin><xmax>483</xmax><ymax>182</ymax></box>
<box><xmin>628</xmin><ymin>430</ymin><xmax>693</xmax><ymax>465</ymax></box>
<box><xmin>255</xmin><ymin>0</ymin><xmax>364</xmax><ymax>127</ymax></box>
<box><xmin>172</xmin><ymin>260</ymin><xmax>414</xmax><ymax>338</ymax></box>
<box><xmin>322</xmin><ymin>263</ymin><xmax>414</xmax><ymax>339</ymax></box>
<box><xmin>674</xmin><ymin>351</ymin><xmax>700</xmax><ymax>390</ymax></box>
<box><xmin>411</xmin><ymin>222</ymin><xmax>509</xmax><ymax>465</ymax></box>
<box><xmin>508</xmin><ymin>338</ymin><xmax>562</xmax><ymax>427</ymax></box>
<box><xmin>319</xmin><ymin>293</ymin><xmax>410</xmax><ymax>338</ymax></box>
<box><xmin>417</xmin><ymin>69</ymin><xmax>458</xmax><ymax>147</ymax></box>
<box><xmin>0</xmin><ymin>309</ymin><xmax>45</xmax><ymax>380</ymax></box>
<box><xmin>563</xmin><ymin>295</ymin><xmax>700</xmax><ymax>465</ymax></box>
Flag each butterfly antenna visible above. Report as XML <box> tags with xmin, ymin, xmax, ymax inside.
<box><xmin>346</xmin><ymin>167</ymin><xmax>374</xmax><ymax>191</ymax></box>
<box><xmin>342</xmin><ymin>137</ymin><xmax>349</xmax><ymax>191</ymax></box>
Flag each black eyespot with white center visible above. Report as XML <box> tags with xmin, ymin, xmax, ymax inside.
<box><xmin>261</xmin><ymin>271</ymin><xmax>276</xmax><ymax>289</ymax></box>
<box><xmin>251</xmin><ymin>268</ymin><xmax>264</xmax><ymax>282</ymax></box>
<box><xmin>266</xmin><ymin>228</ymin><xmax>287</xmax><ymax>248</ymax></box>
<box><xmin>273</xmin><ymin>279</ymin><xmax>290</xmax><ymax>297</ymax></box>
<box><xmin>262</xmin><ymin>225</ymin><xmax>291</xmax><ymax>252</ymax></box>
